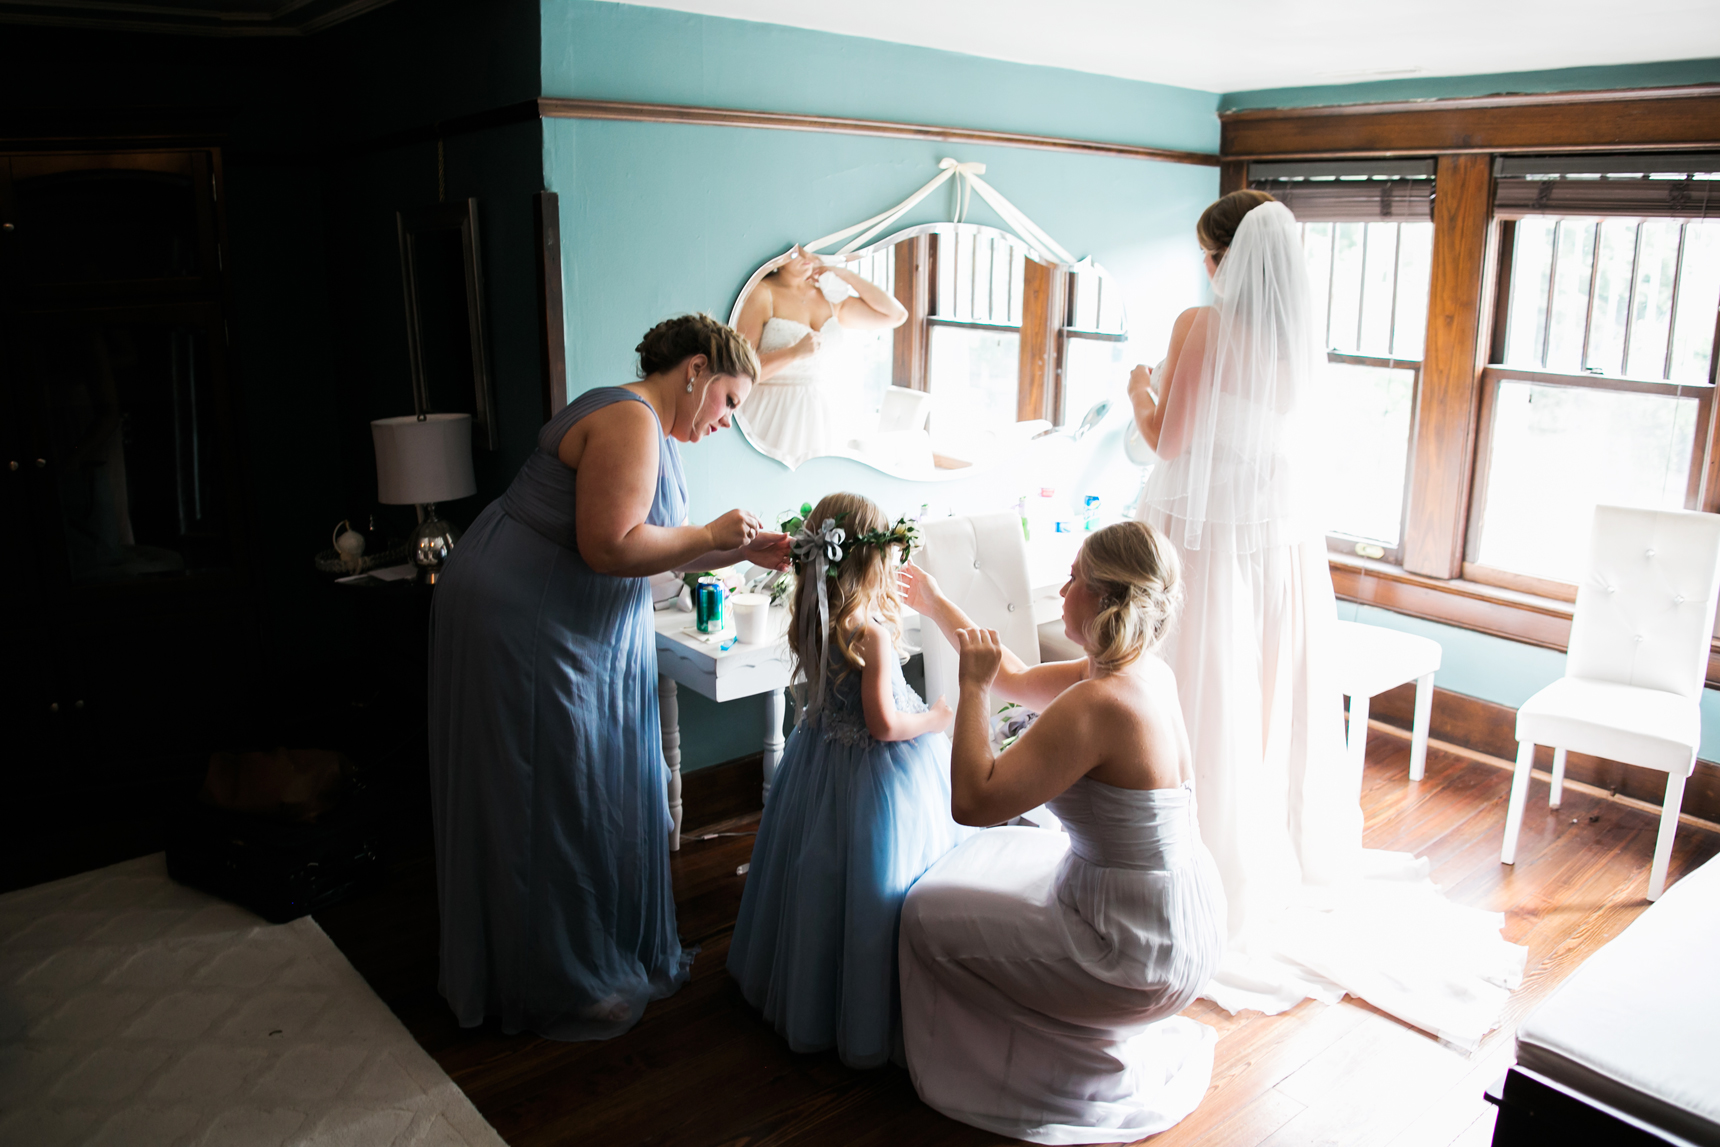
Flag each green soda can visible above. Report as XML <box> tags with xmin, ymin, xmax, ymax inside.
<box><xmin>696</xmin><ymin>576</ymin><xmax>725</xmax><ymax>633</ymax></box>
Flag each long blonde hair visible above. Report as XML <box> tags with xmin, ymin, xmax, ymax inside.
<box><xmin>786</xmin><ymin>492</ymin><xmax>904</xmax><ymax>691</ymax></box>
<box><xmin>1076</xmin><ymin>520</ymin><xmax>1183</xmax><ymax>673</ymax></box>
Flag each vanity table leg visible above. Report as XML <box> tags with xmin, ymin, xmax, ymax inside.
<box><xmin>761</xmin><ymin>686</ymin><xmax>786</xmax><ymax>805</ymax></box>
<box><xmin>660</xmin><ymin>674</ymin><xmax>683</xmax><ymax>852</ymax></box>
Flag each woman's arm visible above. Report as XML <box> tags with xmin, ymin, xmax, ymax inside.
<box><xmin>948</xmin><ymin>629</ymin><xmax>1101</xmax><ymax>825</ymax></box>
<box><xmin>1128</xmin><ymin>306</ymin><xmax>1204</xmax><ymax>457</ymax></box>
<box><xmin>736</xmin><ymin>282</ymin><xmax>815</xmax><ymax>383</ymax></box>
<box><xmin>675</xmin><ymin>532</ymin><xmax>793</xmax><ymax>573</ymax></box>
<box><xmin>826</xmin><ymin>266</ymin><xmax>908</xmax><ymax>331</ymax></box>
<box><xmin>569</xmin><ymin>401</ymin><xmax>760</xmax><ymax>576</ymax></box>
<box><xmin>899</xmin><ymin>563</ymin><xmax>1088</xmax><ymax>709</ymax></box>
<box><xmin>857</xmin><ymin>623</ymin><xmax>954</xmax><ymax>742</ymax></box>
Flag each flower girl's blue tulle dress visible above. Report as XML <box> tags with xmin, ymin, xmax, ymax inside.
<box><xmin>727</xmin><ymin>649</ymin><xmax>972</xmax><ymax>1068</ymax></box>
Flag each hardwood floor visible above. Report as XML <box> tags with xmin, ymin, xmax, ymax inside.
<box><xmin>313</xmin><ymin>728</ymin><xmax>1720</xmax><ymax>1147</ymax></box>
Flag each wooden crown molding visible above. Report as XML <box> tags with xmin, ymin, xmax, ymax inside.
<box><xmin>536</xmin><ymin>98</ymin><xmax>1220</xmax><ymax>168</ymax></box>
<box><xmin>1220</xmin><ymin>84</ymin><xmax>1720</xmax><ymax>160</ymax></box>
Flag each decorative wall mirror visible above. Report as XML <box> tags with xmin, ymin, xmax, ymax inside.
<box><xmin>728</xmin><ymin>221</ymin><xmax>1132</xmax><ymax>480</ymax></box>
<box><xmin>396</xmin><ymin>199</ymin><xmax>497</xmax><ymax>450</ymax></box>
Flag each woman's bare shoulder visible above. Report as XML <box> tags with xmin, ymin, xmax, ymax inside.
<box><xmin>1173</xmin><ymin>305</ymin><xmax>1213</xmax><ymax>332</ymax></box>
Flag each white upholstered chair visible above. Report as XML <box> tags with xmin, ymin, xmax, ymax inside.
<box><xmin>1332</xmin><ymin>620</ymin><xmax>1443</xmax><ymax>782</ymax></box>
<box><xmin>917</xmin><ymin>513</ymin><xmax>1044</xmax><ymax>712</ymax></box>
<box><xmin>1500</xmin><ymin>505</ymin><xmax>1720</xmax><ymax>901</ymax></box>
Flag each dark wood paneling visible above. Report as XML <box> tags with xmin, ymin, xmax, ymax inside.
<box><xmin>1016</xmin><ymin>258</ymin><xmax>1061</xmax><ymax>422</ymax></box>
<box><xmin>1220</xmin><ymin>87</ymin><xmax>1720</xmax><ymax>159</ymax></box>
<box><xmin>538</xmin><ymin>98</ymin><xmax>1221</xmax><ymax>167</ymax></box>
<box><xmin>1368</xmin><ymin>682</ymin><xmax>1720</xmax><ymax>826</ymax></box>
<box><xmin>1403</xmin><ymin>154</ymin><xmax>1494</xmax><ymax>579</ymax></box>
<box><xmin>532</xmin><ymin>191</ymin><xmax>566</xmax><ymax>420</ymax></box>
<box><xmin>681</xmin><ymin>753</ymin><xmax>763</xmax><ymax>834</ymax></box>
<box><xmin>1219</xmin><ymin>160</ymin><xmax>1248</xmax><ymax>195</ymax></box>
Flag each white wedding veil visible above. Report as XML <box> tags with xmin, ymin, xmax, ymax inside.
<box><xmin>1138</xmin><ymin>200</ymin><xmax>1320</xmax><ymax>554</ymax></box>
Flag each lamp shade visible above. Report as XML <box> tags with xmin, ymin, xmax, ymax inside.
<box><xmin>372</xmin><ymin>413</ymin><xmax>477</xmax><ymax>505</ymax></box>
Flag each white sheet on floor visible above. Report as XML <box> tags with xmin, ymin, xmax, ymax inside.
<box><xmin>0</xmin><ymin>853</ymin><xmax>504</xmax><ymax>1147</ymax></box>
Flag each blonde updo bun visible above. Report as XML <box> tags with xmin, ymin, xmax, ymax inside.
<box><xmin>1077</xmin><ymin>520</ymin><xmax>1183</xmax><ymax>673</ymax></box>
<box><xmin>635</xmin><ymin>313</ymin><xmax>760</xmax><ymax>381</ymax></box>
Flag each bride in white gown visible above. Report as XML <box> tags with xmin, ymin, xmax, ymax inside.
<box><xmin>734</xmin><ymin>245</ymin><xmax>907</xmax><ymax>467</ymax></box>
<box><xmin>1129</xmin><ymin>192</ymin><xmax>1525</xmax><ymax>1046</ymax></box>
<box><xmin>897</xmin><ymin>522</ymin><xmax>1226</xmax><ymax>1144</ymax></box>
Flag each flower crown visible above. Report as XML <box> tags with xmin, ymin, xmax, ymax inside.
<box><xmin>782</xmin><ymin>504</ymin><xmax>920</xmax><ymax>579</ymax></box>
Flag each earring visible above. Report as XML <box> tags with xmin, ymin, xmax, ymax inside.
<box><xmin>686</xmin><ymin>378</ymin><xmax>696</xmax><ymax>394</ymax></box>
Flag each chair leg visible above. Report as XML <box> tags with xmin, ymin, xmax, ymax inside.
<box><xmin>1548</xmin><ymin>747</ymin><xmax>1567</xmax><ymax>810</ymax></box>
<box><xmin>1347</xmin><ymin>692</ymin><xmax>1370</xmax><ymax>788</ymax></box>
<box><xmin>1409</xmin><ymin>672</ymin><xmax>1434</xmax><ymax>782</ymax></box>
<box><xmin>1648</xmin><ymin>770</ymin><xmax>1688</xmax><ymax>902</ymax></box>
<box><xmin>1501</xmin><ymin>740</ymin><xmax>1535</xmax><ymax>866</ymax></box>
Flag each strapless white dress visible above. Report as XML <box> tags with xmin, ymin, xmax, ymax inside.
<box><xmin>899</xmin><ymin>778</ymin><xmax>1226</xmax><ymax>1145</ymax></box>
<box><xmin>744</xmin><ymin>316</ymin><xmax>846</xmax><ymax>468</ymax></box>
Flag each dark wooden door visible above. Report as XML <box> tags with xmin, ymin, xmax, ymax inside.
<box><xmin>0</xmin><ymin>148</ymin><xmax>255</xmax><ymax>796</ymax></box>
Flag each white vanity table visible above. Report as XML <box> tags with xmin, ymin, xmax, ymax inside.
<box><xmin>654</xmin><ymin>605</ymin><xmax>793</xmax><ymax>851</ymax></box>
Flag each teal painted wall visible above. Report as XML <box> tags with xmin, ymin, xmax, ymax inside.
<box><xmin>1222</xmin><ymin>57</ymin><xmax>1720</xmax><ymax>111</ymax></box>
<box><xmin>540</xmin><ymin>0</ymin><xmax>1218</xmax><ymax>154</ymax></box>
<box><xmin>540</xmin><ymin>1</ymin><xmax>1220</xmax><ymax>768</ymax></box>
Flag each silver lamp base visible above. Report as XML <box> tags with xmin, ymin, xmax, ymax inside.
<box><xmin>410</xmin><ymin>503</ymin><xmax>461</xmax><ymax>584</ymax></box>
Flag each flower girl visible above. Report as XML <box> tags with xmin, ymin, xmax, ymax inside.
<box><xmin>727</xmin><ymin>492</ymin><xmax>971</xmax><ymax>1068</ymax></box>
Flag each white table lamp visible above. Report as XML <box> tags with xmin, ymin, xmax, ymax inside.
<box><xmin>372</xmin><ymin>413</ymin><xmax>477</xmax><ymax>583</ymax></box>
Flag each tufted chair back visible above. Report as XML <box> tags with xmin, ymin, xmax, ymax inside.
<box><xmin>1567</xmin><ymin>505</ymin><xmax>1720</xmax><ymax>700</ymax></box>
<box><xmin>917</xmin><ymin>513</ymin><xmax>1041</xmax><ymax>710</ymax></box>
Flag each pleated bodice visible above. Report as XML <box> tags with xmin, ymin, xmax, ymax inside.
<box><xmin>1048</xmin><ymin>777</ymin><xmax>1201</xmax><ymax>872</ymax></box>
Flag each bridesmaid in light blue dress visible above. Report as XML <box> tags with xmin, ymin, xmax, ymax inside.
<box><xmin>727</xmin><ymin>492</ymin><xmax>972</xmax><ymax>1068</ymax></box>
<box><xmin>428</xmin><ymin>315</ymin><xmax>789</xmax><ymax>1041</ymax></box>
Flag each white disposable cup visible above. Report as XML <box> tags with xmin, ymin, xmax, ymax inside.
<box><xmin>731</xmin><ymin>593</ymin><xmax>773</xmax><ymax>644</ymax></box>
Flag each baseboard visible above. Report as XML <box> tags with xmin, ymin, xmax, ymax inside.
<box><xmin>1368</xmin><ymin>682</ymin><xmax>1720</xmax><ymax>827</ymax></box>
<box><xmin>681</xmin><ymin>753</ymin><xmax>763</xmax><ymax>835</ymax></box>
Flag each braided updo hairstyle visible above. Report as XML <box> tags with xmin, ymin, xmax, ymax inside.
<box><xmin>635</xmin><ymin>313</ymin><xmax>760</xmax><ymax>382</ymax></box>
<box><xmin>1075</xmin><ymin>520</ymin><xmax>1183</xmax><ymax>673</ymax></box>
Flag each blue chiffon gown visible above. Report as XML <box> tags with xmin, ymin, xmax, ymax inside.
<box><xmin>727</xmin><ymin>648</ymin><xmax>973</xmax><ymax>1067</ymax></box>
<box><xmin>428</xmin><ymin>387</ymin><xmax>692</xmax><ymax>1041</ymax></box>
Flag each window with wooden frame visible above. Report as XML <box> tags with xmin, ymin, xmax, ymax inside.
<box><xmin>1467</xmin><ymin>154</ymin><xmax>1720</xmax><ymax>597</ymax></box>
<box><xmin>1251</xmin><ymin>161</ymin><xmax>1437</xmax><ymax>561</ymax></box>
<box><xmin>882</xmin><ymin>223</ymin><xmax>1089</xmax><ymax>430</ymax></box>
<box><xmin>1059</xmin><ymin>264</ymin><xmax>1130</xmax><ymax>429</ymax></box>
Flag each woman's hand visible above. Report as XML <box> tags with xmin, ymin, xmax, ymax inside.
<box><xmin>956</xmin><ymin>628</ymin><xmax>1004</xmax><ymax>694</ymax></box>
<box><xmin>927</xmin><ymin>695</ymin><xmax>954</xmax><ymax>733</ymax></box>
<box><xmin>791</xmin><ymin>331</ymin><xmax>820</xmax><ymax>360</ymax></box>
<box><xmin>1127</xmin><ymin>363</ymin><xmax>1157</xmax><ymax>408</ymax></box>
<box><xmin>741</xmin><ymin>530</ymin><xmax>792</xmax><ymax>571</ymax></box>
<box><xmin>706</xmin><ymin>508</ymin><xmax>764</xmax><ymax>551</ymax></box>
<box><xmin>897</xmin><ymin>562</ymin><xmax>942</xmax><ymax>616</ymax></box>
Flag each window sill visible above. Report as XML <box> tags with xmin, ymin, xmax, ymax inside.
<box><xmin>1328</xmin><ymin>553</ymin><xmax>1720</xmax><ymax>689</ymax></box>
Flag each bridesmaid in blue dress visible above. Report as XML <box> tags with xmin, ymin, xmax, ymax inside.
<box><xmin>429</xmin><ymin>314</ymin><xmax>790</xmax><ymax>1041</ymax></box>
<box><xmin>727</xmin><ymin>491</ymin><xmax>972</xmax><ymax>1068</ymax></box>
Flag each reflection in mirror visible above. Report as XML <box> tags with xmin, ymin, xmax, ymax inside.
<box><xmin>24</xmin><ymin>316</ymin><xmax>234</xmax><ymax>584</ymax></box>
<box><xmin>731</xmin><ymin>243</ymin><xmax>907</xmax><ymax>468</ymax></box>
<box><xmin>729</xmin><ymin>223</ymin><xmax>1132</xmax><ymax>480</ymax></box>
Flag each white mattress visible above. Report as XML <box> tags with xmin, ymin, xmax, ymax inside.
<box><xmin>1515</xmin><ymin>852</ymin><xmax>1720</xmax><ymax>1146</ymax></box>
